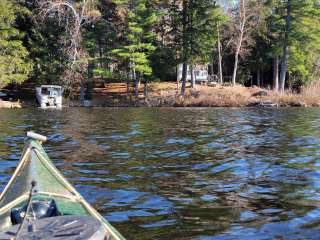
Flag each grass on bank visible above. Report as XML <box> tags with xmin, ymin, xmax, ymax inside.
<box><xmin>86</xmin><ymin>81</ymin><xmax>320</xmax><ymax>107</ymax></box>
<box><xmin>147</xmin><ymin>81</ymin><xmax>320</xmax><ymax>107</ymax></box>
<box><xmin>2</xmin><ymin>81</ymin><xmax>320</xmax><ymax>108</ymax></box>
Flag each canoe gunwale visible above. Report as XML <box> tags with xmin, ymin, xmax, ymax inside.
<box><xmin>34</xmin><ymin>146</ymin><xmax>125</xmax><ymax>240</ymax></box>
<box><xmin>0</xmin><ymin>139</ymin><xmax>126</xmax><ymax>240</ymax></box>
<box><xmin>0</xmin><ymin>147</ymin><xmax>31</xmax><ymax>202</ymax></box>
<box><xmin>0</xmin><ymin>194</ymin><xmax>28</xmax><ymax>215</ymax></box>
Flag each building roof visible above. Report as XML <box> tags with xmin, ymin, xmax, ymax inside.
<box><xmin>39</xmin><ymin>85</ymin><xmax>62</xmax><ymax>89</ymax></box>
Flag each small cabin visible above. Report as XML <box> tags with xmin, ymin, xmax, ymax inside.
<box><xmin>35</xmin><ymin>85</ymin><xmax>63</xmax><ymax>108</ymax></box>
<box><xmin>177</xmin><ymin>64</ymin><xmax>209</xmax><ymax>83</ymax></box>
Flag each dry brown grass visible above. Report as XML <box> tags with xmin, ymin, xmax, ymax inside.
<box><xmin>77</xmin><ymin>81</ymin><xmax>320</xmax><ymax>107</ymax></box>
<box><xmin>266</xmin><ymin>81</ymin><xmax>320</xmax><ymax>107</ymax></box>
<box><xmin>174</xmin><ymin>82</ymin><xmax>320</xmax><ymax>107</ymax></box>
<box><xmin>174</xmin><ymin>85</ymin><xmax>260</xmax><ymax>107</ymax></box>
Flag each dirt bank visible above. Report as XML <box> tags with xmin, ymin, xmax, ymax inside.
<box><xmin>2</xmin><ymin>82</ymin><xmax>320</xmax><ymax>108</ymax></box>
<box><xmin>79</xmin><ymin>82</ymin><xmax>320</xmax><ymax>108</ymax></box>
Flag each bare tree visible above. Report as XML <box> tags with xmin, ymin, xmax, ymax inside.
<box><xmin>36</xmin><ymin>0</ymin><xmax>100</xmax><ymax>100</ymax></box>
<box><xmin>38</xmin><ymin>0</ymin><xmax>98</xmax><ymax>63</ymax></box>
<box><xmin>273</xmin><ymin>56</ymin><xmax>279</xmax><ymax>91</ymax></box>
<box><xmin>230</xmin><ymin>0</ymin><xmax>264</xmax><ymax>85</ymax></box>
<box><xmin>217</xmin><ymin>23</ymin><xmax>223</xmax><ymax>83</ymax></box>
<box><xmin>279</xmin><ymin>0</ymin><xmax>291</xmax><ymax>92</ymax></box>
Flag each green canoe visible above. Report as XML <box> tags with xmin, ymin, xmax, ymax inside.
<box><xmin>0</xmin><ymin>132</ymin><xmax>125</xmax><ymax>239</ymax></box>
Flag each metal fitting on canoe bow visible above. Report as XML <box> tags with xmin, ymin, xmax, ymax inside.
<box><xmin>26</xmin><ymin>132</ymin><xmax>47</xmax><ymax>142</ymax></box>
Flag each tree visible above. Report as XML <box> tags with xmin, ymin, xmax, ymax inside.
<box><xmin>35</xmin><ymin>0</ymin><xmax>100</xmax><ymax>101</ymax></box>
<box><xmin>268</xmin><ymin>0</ymin><xmax>320</xmax><ymax>92</ymax></box>
<box><xmin>217</xmin><ymin>23</ymin><xmax>223</xmax><ymax>83</ymax></box>
<box><xmin>0</xmin><ymin>0</ymin><xmax>33</xmax><ymax>88</ymax></box>
<box><xmin>15</xmin><ymin>0</ymin><xmax>68</xmax><ymax>85</ymax></box>
<box><xmin>170</xmin><ymin>0</ymin><xmax>223</xmax><ymax>94</ymax></box>
<box><xmin>278</xmin><ymin>0</ymin><xmax>291</xmax><ymax>92</ymax></box>
<box><xmin>112</xmin><ymin>0</ymin><xmax>157</xmax><ymax>97</ymax></box>
<box><xmin>230</xmin><ymin>0</ymin><xmax>265</xmax><ymax>86</ymax></box>
<box><xmin>83</xmin><ymin>1</ymin><xmax>120</xmax><ymax>83</ymax></box>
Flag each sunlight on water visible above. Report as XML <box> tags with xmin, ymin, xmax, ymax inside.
<box><xmin>0</xmin><ymin>108</ymin><xmax>320</xmax><ymax>239</ymax></box>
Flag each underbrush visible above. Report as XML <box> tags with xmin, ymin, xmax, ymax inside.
<box><xmin>174</xmin><ymin>85</ymin><xmax>253</xmax><ymax>107</ymax></box>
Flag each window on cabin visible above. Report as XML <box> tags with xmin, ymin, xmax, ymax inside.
<box><xmin>41</xmin><ymin>88</ymin><xmax>49</xmax><ymax>95</ymax></box>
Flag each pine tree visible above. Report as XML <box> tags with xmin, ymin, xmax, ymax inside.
<box><xmin>0</xmin><ymin>0</ymin><xmax>33</xmax><ymax>88</ymax></box>
<box><xmin>169</xmin><ymin>0</ymin><xmax>224</xmax><ymax>94</ymax></box>
<box><xmin>268</xmin><ymin>0</ymin><xmax>320</xmax><ymax>91</ymax></box>
<box><xmin>112</xmin><ymin>0</ymin><xmax>157</xmax><ymax>96</ymax></box>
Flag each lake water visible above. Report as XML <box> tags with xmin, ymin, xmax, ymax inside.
<box><xmin>0</xmin><ymin>108</ymin><xmax>320</xmax><ymax>239</ymax></box>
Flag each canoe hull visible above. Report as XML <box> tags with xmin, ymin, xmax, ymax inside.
<box><xmin>0</xmin><ymin>138</ymin><xmax>125</xmax><ymax>240</ymax></box>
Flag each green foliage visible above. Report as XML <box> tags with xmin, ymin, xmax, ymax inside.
<box><xmin>170</xmin><ymin>0</ymin><xmax>225</xmax><ymax>64</ymax></box>
<box><xmin>0</xmin><ymin>0</ymin><xmax>32</xmax><ymax>88</ymax></box>
<box><xmin>1</xmin><ymin>0</ymin><xmax>320</xmax><ymax>90</ymax></box>
<box><xmin>27</xmin><ymin>22</ymin><xmax>68</xmax><ymax>84</ymax></box>
<box><xmin>93</xmin><ymin>68</ymin><xmax>113</xmax><ymax>78</ymax></box>
<box><xmin>267</xmin><ymin>0</ymin><xmax>320</xmax><ymax>82</ymax></box>
<box><xmin>112</xmin><ymin>0</ymin><xmax>157</xmax><ymax>79</ymax></box>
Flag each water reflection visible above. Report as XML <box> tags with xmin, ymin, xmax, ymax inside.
<box><xmin>0</xmin><ymin>108</ymin><xmax>320</xmax><ymax>239</ymax></box>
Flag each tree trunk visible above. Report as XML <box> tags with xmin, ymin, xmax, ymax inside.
<box><xmin>279</xmin><ymin>0</ymin><xmax>291</xmax><ymax>92</ymax></box>
<box><xmin>273</xmin><ymin>56</ymin><xmax>279</xmax><ymax>91</ymax></box>
<box><xmin>208</xmin><ymin>64</ymin><xmax>213</xmax><ymax>76</ymax></box>
<box><xmin>176</xmin><ymin>67</ymin><xmax>180</xmax><ymax>92</ymax></box>
<box><xmin>181</xmin><ymin>0</ymin><xmax>188</xmax><ymax>95</ymax></box>
<box><xmin>232</xmin><ymin>32</ymin><xmax>243</xmax><ymax>85</ymax></box>
<box><xmin>134</xmin><ymin>71</ymin><xmax>139</xmax><ymax>97</ymax></box>
<box><xmin>98</xmin><ymin>40</ymin><xmax>104</xmax><ymax>82</ymax></box>
<box><xmin>190</xmin><ymin>65</ymin><xmax>195</xmax><ymax>88</ymax></box>
<box><xmin>144</xmin><ymin>80</ymin><xmax>148</xmax><ymax>97</ymax></box>
<box><xmin>134</xmin><ymin>79</ymin><xmax>139</xmax><ymax>97</ymax></box>
<box><xmin>181</xmin><ymin>62</ymin><xmax>188</xmax><ymax>95</ymax></box>
<box><xmin>217</xmin><ymin>23</ymin><xmax>223</xmax><ymax>84</ymax></box>
<box><xmin>80</xmin><ymin>82</ymin><xmax>85</xmax><ymax>105</ymax></box>
<box><xmin>257</xmin><ymin>69</ymin><xmax>261</xmax><ymax>87</ymax></box>
<box><xmin>126</xmin><ymin>71</ymin><xmax>130</xmax><ymax>96</ymax></box>
<box><xmin>232</xmin><ymin>45</ymin><xmax>242</xmax><ymax>85</ymax></box>
<box><xmin>86</xmin><ymin>60</ymin><xmax>94</xmax><ymax>101</ymax></box>
<box><xmin>131</xmin><ymin>61</ymin><xmax>138</xmax><ymax>97</ymax></box>
<box><xmin>231</xmin><ymin>0</ymin><xmax>245</xmax><ymax>86</ymax></box>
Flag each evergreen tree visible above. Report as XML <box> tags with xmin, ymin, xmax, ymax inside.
<box><xmin>16</xmin><ymin>3</ymin><xmax>68</xmax><ymax>84</ymax></box>
<box><xmin>84</xmin><ymin>1</ymin><xmax>120</xmax><ymax>81</ymax></box>
<box><xmin>170</xmin><ymin>0</ymin><xmax>223</xmax><ymax>94</ymax></box>
<box><xmin>112</xmin><ymin>0</ymin><xmax>157</xmax><ymax>96</ymax></box>
<box><xmin>0</xmin><ymin>0</ymin><xmax>33</xmax><ymax>88</ymax></box>
<box><xmin>268</xmin><ymin>0</ymin><xmax>320</xmax><ymax>91</ymax></box>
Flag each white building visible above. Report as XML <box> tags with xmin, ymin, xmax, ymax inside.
<box><xmin>177</xmin><ymin>64</ymin><xmax>209</xmax><ymax>83</ymax></box>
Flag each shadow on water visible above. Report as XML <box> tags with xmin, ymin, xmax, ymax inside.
<box><xmin>1</xmin><ymin>108</ymin><xmax>320</xmax><ymax>239</ymax></box>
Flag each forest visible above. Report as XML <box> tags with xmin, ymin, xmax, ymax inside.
<box><xmin>1</xmin><ymin>0</ymin><xmax>320</xmax><ymax>103</ymax></box>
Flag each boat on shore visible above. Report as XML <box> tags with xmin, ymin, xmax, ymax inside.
<box><xmin>0</xmin><ymin>132</ymin><xmax>125</xmax><ymax>239</ymax></box>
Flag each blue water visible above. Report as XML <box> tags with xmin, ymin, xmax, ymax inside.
<box><xmin>1</xmin><ymin>108</ymin><xmax>320</xmax><ymax>239</ymax></box>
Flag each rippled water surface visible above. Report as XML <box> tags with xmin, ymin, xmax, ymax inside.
<box><xmin>1</xmin><ymin>108</ymin><xmax>320</xmax><ymax>239</ymax></box>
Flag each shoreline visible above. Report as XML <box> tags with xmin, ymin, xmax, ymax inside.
<box><xmin>1</xmin><ymin>82</ymin><xmax>320</xmax><ymax>109</ymax></box>
<box><xmin>0</xmin><ymin>100</ymin><xmax>315</xmax><ymax>109</ymax></box>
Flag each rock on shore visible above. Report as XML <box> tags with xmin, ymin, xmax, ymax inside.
<box><xmin>0</xmin><ymin>100</ymin><xmax>22</xmax><ymax>108</ymax></box>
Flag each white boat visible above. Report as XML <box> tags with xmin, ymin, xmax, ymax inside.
<box><xmin>36</xmin><ymin>85</ymin><xmax>63</xmax><ymax>108</ymax></box>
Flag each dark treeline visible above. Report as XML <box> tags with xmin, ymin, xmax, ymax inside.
<box><xmin>1</xmin><ymin>0</ymin><xmax>320</xmax><ymax>97</ymax></box>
